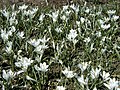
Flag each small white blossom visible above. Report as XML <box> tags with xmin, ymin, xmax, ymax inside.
<box><xmin>70</xmin><ymin>4</ymin><xmax>79</xmax><ymax>13</ymax></box>
<box><xmin>34</xmin><ymin>44</ymin><xmax>48</xmax><ymax>54</ymax></box>
<box><xmin>107</xmin><ymin>10</ymin><xmax>116</xmax><ymax>15</ymax></box>
<box><xmin>65</xmin><ymin>11</ymin><xmax>71</xmax><ymax>16</ymax></box>
<box><xmin>76</xmin><ymin>21</ymin><xmax>80</xmax><ymax>27</ymax></box>
<box><xmin>39</xmin><ymin>36</ymin><xmax>50</xmax><ymax>44</ymax></box>
<box><xmin>96</xmin><ymin>31</ymin><xmax>101</xmax><ymax>37</ymax></box>
<box><xmin>101</xmin><ymin>71</ymin><xmax>110</xmax><ymax>81</ymax></box>
<box><xmin>84</xmin><ymin>37</ymin><xmax>91</xmax><ymax>43</ymax></box>
<box><xmin>77</xmin><ymin>75</ymin><xmax>88</xmax><ymax>85</ymax></box>
<box><xmin>1</xmin><ymin>9</ymin><xmax>9</xmax><ymax>19</ymax></box>
<box><xmin>15</xmin><ymin>57</ymin><xmax>33</xmax><ymax>71</ymax></box>
<box><xmin>62</xmin><ymin>5</ymin><xmax>69</xmax><ymax>11</ymax></box>
<box><xmin>1</xmin><ymin>29</ymin><xmax>9</xmax><ymax>42</ymax></box>
<box><xmin>39</xmin><ymin>13</ymin><xmax>45</xmax><ymax>21</ymax></box>
<box><xmin>9</xmin><ymin>17</ymin><xmax>18</xmax><ymax>25</ymax></box>
<box><xmin>17</xmin><ymin>31</ymin><xmax>25</xmax><ymax>39</ymax></box>
<box><xmin>61</xmin><ymin>15</ymin><xmax>67</xmax><ymax>21</ymax></box>
<box><xmin>55</xmin><ymin>27</ymin><xmax>62</xmax><ymax>33</ymax></box>
<box><xmin>19</xmin><ymin>4</ymin><xmax>28</xmax><ymax>10</ymax></box>
<box><xmin>112</xmin><ymin>15</ymin><xmax>119</xmax><ymax>21</ymax></box>
<box><xmin>98</xmin><ymin>19</ymin><xmax>104</xmax><ymax>25</ymax></box>
<box><xmin>78</xmin><ymin>62</ymin><xmax>89</xmax><ymax>72</ymax></box>
<box><xmin>67</xmin><ymin>29</ymin><xmax>78</xmax><ymax>44</ymax></box>
<box><xmin>80</xmin><ymin>17</ymin><xmax>85</xmax><ymax>24</ymax></box>
<box><xmin>101</xmin><ymin>24</ymin><xmax>110</xmax><ymax>30</ymax></box>
<box><xmin>28</xmin><ymin>38</ymin><xmax>40</xmax><ymax>47</ymax></box>
<box><xmin>85</xmin><ymin>8</ymin><xmax>90</xmax><ymax>13</ymax></box>
<box><xmin>34</xmin><ymin>62</ymin><xmax>49</xmax><ymax>72</ymax></box>
<box><xmin>5</xmin><ymin>41</ymin><xmax>13</xmax><ymax>54</ymax></box>
<box><xmin>56</xmin><ymin>86</ymin><xmax>66</xmax><ymax>90</ymax></box>
<box><xmin>91</xmin><ymin>68</ymin><xmax>101</xmax><ymax>79</ymax></box>
<box><xmin>104</xmin><ymin>78</ymin><xmax>119</xmax><ymax>90</ymax></box>
<box><xmin>62</xmin><ymin>68</ymin><xmax>76</xmax><ymax>78</ymax></box>
<box><xmin>2</xmin><ymin>69</ymin><xmax>15</xmax><ymax>81</ymax></box>
<box><xmin>48</xmin><ymin>10</ymin><xmax>59</xmax><ymax>22</ymax></box>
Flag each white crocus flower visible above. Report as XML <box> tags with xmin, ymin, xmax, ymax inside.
<box><xmin>85</xmin><ymin>8</ymin><xmax>90</xmax><ymax>13</ymax></box>
<box><xmin>39</xmin><ymin>36</ymin><xmax>50</xmax><ymax>44</ymax></box>
<box><xmin>17</xmin><ymin>31</ymin><xmax>25</xmax><ymax>39</ymax></box>
<box><xmin>67</xmin><ymin>29</ymin><xmax>78</xmax><ymax>44</ymax></box>
<box><xmin>2</xmin><ymin>70</ymin><xmax>10</xmax><ymax>81</ymax></box>
<box><xmin>2</xmin><ymin>69</ymin><xmax>15</xmax><ymax>81</ymax></box>
<box><xmin>104</xmin><ymin>78</ymin><xmax>119</xmax><ymax>90</ymax></box>
<box><xmin>28</xmin><ymin>39</ymin><xmax>40</xmax><ymax>47</ymax></box>
<box><xmin>76</xmin><ymin>21</ymin><xmax>80</xmax><ymax>27</ymax></box>
<box><xmin>55</xmin><ymin>27</ymin><xmax>62</xmax><ymax>33</ymax></box>
<box><xmin>61</xmin><ymin>15</ymin><xmax>66</xmax><ymax>21</ymax></box>
<box><xmin>19</xmin><ymin>4</ymin><xmax>28</xmax><ymax>10</ymax></box>
<box><xmin>32</xmin><ymin>7</ymin><xmax>38</xmax><ymax>14</ymax></box>
<box><xmin>65</xmin><ymin>10</ymin><xmax>71</xmax><ymax>16</ymax></box>
<box><xmin>56</xmin><ymin>86</ymin><xmax>66</xmax><ymax>90</ymax></box>
<box><xmin>35</xmin><ymin>62</ymin><xmax>49</xmax><ymax>72</ymax></box>
<box><xmin>15</xmin><ymin>57</ymin><xmax>33</xmax><ymax>71</ymax></box>
<box><xmin>62</xmin><ymin>68</ymin><xmax>76</xmax><ymax>78</ymax></box>
<box><xmin>80</xmin><ymin>17</ymin><xmax>85</xmax><ymax>24</ymax></box>
<box><xmin>39</xmin><ymin>13</ymin><xmax>45</xmax><ymax>21</ymax></box>
<box><xmin>77</xmin><ymin>62</ymin><xmax>89</xmax><ymax>72</ymax></box>
<box><xmin>48</xmin><ymin>10</ymin><xmax>59</xmax><ymax>22</ymax></box>
<box><xmin>1</xmin><ymin>9</ymin><xmax>9</xmax><ymax>20</ymax></box>
<box><xmin>84</xmin><ymin>37</ymin><xmax>91</xmax><ymax>43</ymax></box>
<box><xmin>34</xmin><ymin>44</ymin><xmax>48</xmax><ymax>54</ymax></box>
<box><xmin>107</xmin><ymin>10</ymin><xmax>116</xmax><ymax>15</ymax></box>
<box><xmin>62</xmin><ymin>5</ymin><xmax>69</xmax><ymax>11</ymax></box>
<box><xmin>96</xmin><ymin>31</ymin><xmax>101</xmax><ymax>37</ymax></box>
<box><xmin>9</xmin><ymin>16</ymin><xmax>18</xmax><ymax>25</ymax></box>
<box><xmin>98</xmin><ymin>19</ymin><xmax>104</xmax><ymax>25</ymax></box>
<box><xmin>1</xmin><ymin>29</ymin><xmax>9</xmax><ymax>42</ymax></box>
<box><xmin>91</xmin><ymin>68</ymin><xmax>101</xmax><ymax>79</ymax></box>
<box><xmin>5</xmin><ymin>41</ymin><xmax>13</xmax><ymax>54</ymax></box>
<box><xmin>101</xmin><ymin>24</ymin><xmax>110</xmax><ymax>30</ymax></box>
<box><xmin>77</xmin><ymin>75</ymin><xmax>88</xmax><ymax>86</ymax></box>
<box><xmin>52</xmin><ymin>10</ymin><xmax>59</xmax><ymax>22</ymax></box>
<box><xmin>70</xmin><ymin>4</ymin><xmax>79</xmax><ymax>13</ymax></box>
<box><xmin>112</xmin><ymin>15</ymin><xmax>119</xmax><ymax>21</ymax></box>
<box><xmin>101</xmin><ymin>71</ymin><xmax>110</xmax><ymax>81</ymax></box>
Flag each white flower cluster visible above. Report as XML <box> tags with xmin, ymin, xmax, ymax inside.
<box><xmin>0</xmin><ymin>3</ymin><xmax>120</xmax><ymax>90</ymax></box>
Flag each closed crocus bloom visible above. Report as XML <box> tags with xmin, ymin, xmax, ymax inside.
<box><xmin>2</xmin><ymin>69</ymin><xmax>15</xmax><ymax>81</ymax></box>
<box><xmin>78</xmin><ymin>62</ymin><xmax>89</xmax><ymax>72</ymax></box>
